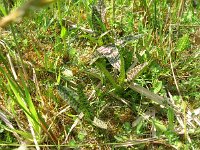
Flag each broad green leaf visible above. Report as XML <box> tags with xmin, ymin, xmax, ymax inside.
<box><xmin>153</xmin><ymin>80</ymin><xmax>162</xmax><ymax>94</ymax></box>
<box><xmin>175</xmin><ymin>34</ymin><xmax>190</xmax><ymax>52</ymax></box>
<box><xmin>0</xmin><ymin>4</ymin><xmax>6</xmax><ymax>16</ymax></box>
<box><xmin>152</xmin><ymin>119</ymin><xmax>167</xmax><ymax>132</ymax></box>
<box><xmin>60</xmin><ymin>26</ymin><xmax>67</xmax><ymax>39</ymax></box>
<box><xmin>136</xmin><ymin>120</ymin><xmax>143</xmax><ymax>134</ymax></box>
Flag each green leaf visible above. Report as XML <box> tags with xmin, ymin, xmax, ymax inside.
<box><xmin>23</xmin><ymin>80</ymin><xmax>41</xmax><ymax>134</ymax></box>
<box><xmin>175</xmin><ymin>34</ymin><xmax>190</xmax><ymax>52</ymax></box>
<box><xmin>126</xmin><ymin>62</ymin><xmax>148</xmax><ymax>82</ymax></box>
<box><xmin>123</xmin><ymin>122</ymin><xmax>132</xmax><ymax>132</ymax></box>
<box><xmin>56</xmin><ymin>69</ymin><xmax>61</xmax><ymax>85</ymax></box>
<box><xmin>69</xmin><ymin>139</ymin><xmax>77</xmax><ymax>148</ymax></box>
<box><xmin>69</xmin><ymin>48</ymin><xmax>77</xmax><ymax>58</ymax></box>
<box><xmin>3</xmin><ymin>125</ymin><xmax>33</xmax><ymax>141</ymax></box>
<box><xmin>60</xmin><ymin>26</ymin><xmax>67</xmax><ymax>39</ymax></box>
<box><xmin>0</xmin><ymin>4</ymin><xmax>6</xmax><ymax>16</ymax></box>
<box><xmin>152</xmin><ymin>119</ymin><xmax>167</xmax><ymax>132</ymax></box>
<box><xmin>58</xmin><ymin>85</ymin><xmax>94</xmax><ymax>121</ymax></box>
<box><xmin>167</xmin><ymin>107</ymin><xmax>175</xmax><ymax>130</ymax></box>
<box><xmin>78</xmin><ymin>132</ymin><xmax>86</xmax><ymax>141</ymax></box>
<box><xmin>136</xmin><ymin>121</ymin><xmax>143</xmax><ymax>134</ymax></box>
<box><xmin>6</xmin><ymin>75</ymin><xmax>29</xmax><ymax>113</ymax></box>
<box><xmin>153</xmin><ymin>80</ymin><xmax>162</xmax><ymax>94</ymax></box>
<box><xmin>118</xmin><ymin>53</ymin><xmax>125</xmax><ymax>85</ymax></box>
<box><xmin>95</xmin><ymin>60</ymin><xmax>119</xmax><ymax>89</ymax></box>
<box><xmin>57</xmin><ymin>85</ymin><xmax>80</xmax><ymax>113</ymax></box>
<box><xmin>79</xmin><ymin>34</ymin><xmax>97</xmax><ymax>43</ymax></box>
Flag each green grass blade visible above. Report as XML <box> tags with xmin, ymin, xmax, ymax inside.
<box><xmin>95</xmin><ymin>60</ymin><xmax>119</xmax><ymax>90</ymax></box>
<box><xmin>118</xmin><ymin>53</ymin><xmax>125</xmax><ymax>86</ymax></box>
<box><xmin>23</xmin><ymin>81</ymin><xmax>41</xmax><ymax>135</ymax></box>
<box><xmin>167</xmin><ymin>107</ymin><xmax>175</xmax><ymax>130</ymax></box>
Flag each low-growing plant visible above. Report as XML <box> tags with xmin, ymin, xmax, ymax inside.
<box><xmin>0</xmin><ymin>0</ymin><xmax>199</xmax><ymax>149</ymax></box>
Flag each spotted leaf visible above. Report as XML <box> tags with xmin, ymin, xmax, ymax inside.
<box><xmin>97</xmin><ymin>45</ymin><xmax>121</xmax><ymax>70</ymax></box>
<box><xmin>126</xmin><ymin>62</ymin><xmax>148</xmax><ymax>82</ymax></box>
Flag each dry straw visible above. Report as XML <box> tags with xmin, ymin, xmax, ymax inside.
<box><xmin>0</xmin><ymin>0</ymin><xmax>54</xmax><ymax>28</ymax></box>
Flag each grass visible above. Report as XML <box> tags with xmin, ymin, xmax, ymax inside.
<box><xmin>0</xmin><ymin>0</ymin><xmax>200</xmax><ymax>149</ymax></box>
